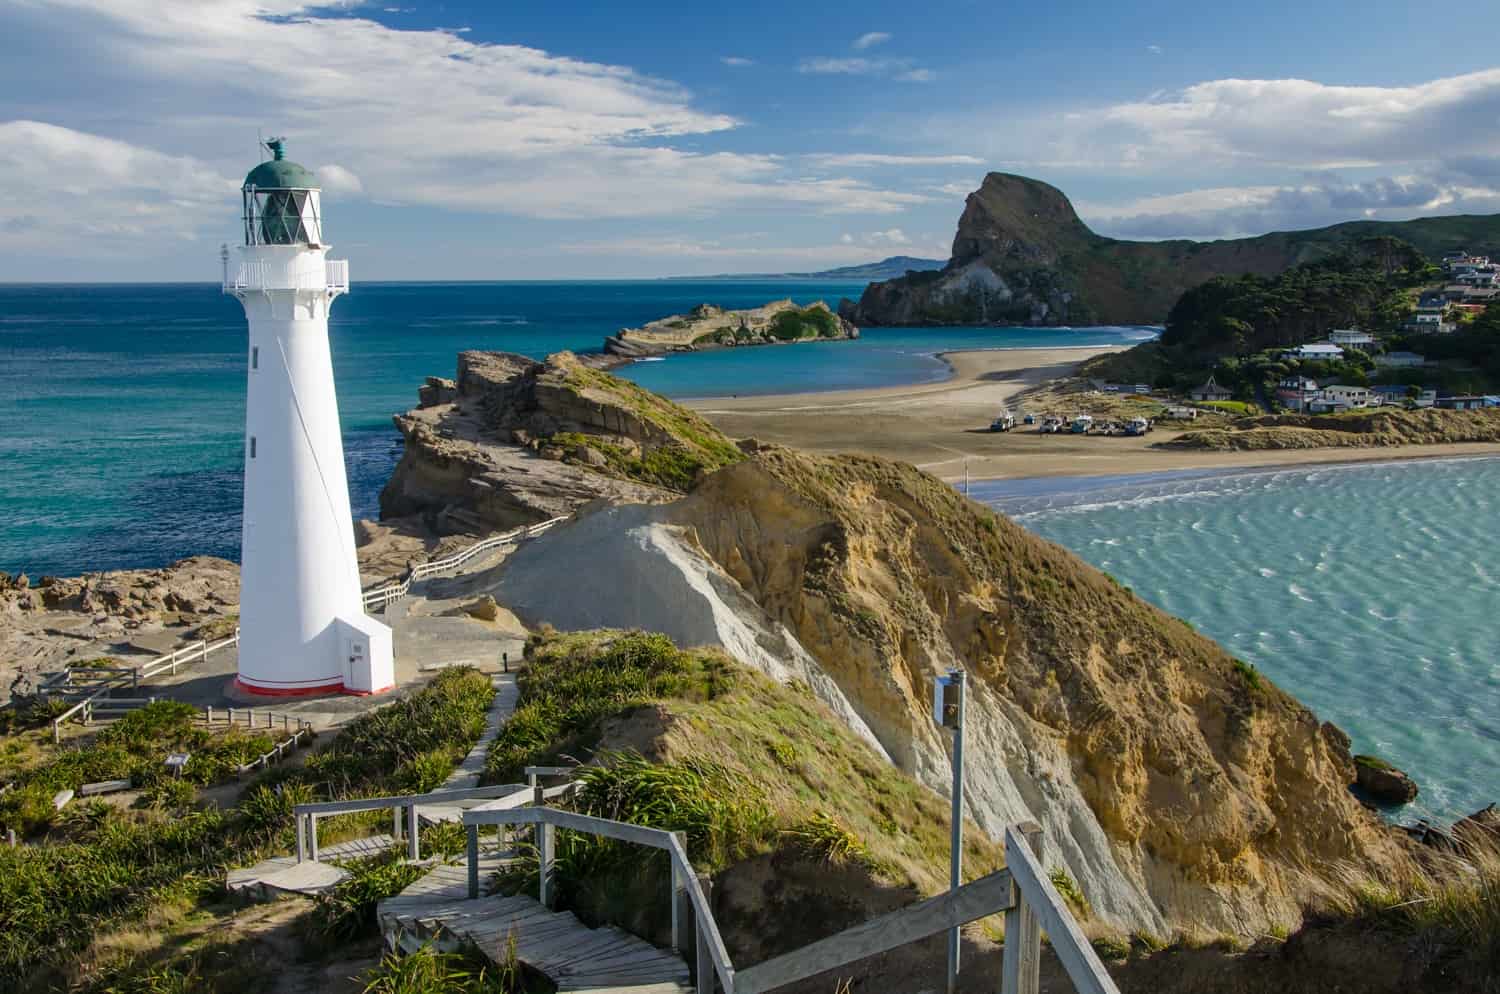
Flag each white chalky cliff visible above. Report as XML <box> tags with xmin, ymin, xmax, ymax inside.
<box><xmin>223</xmin><ymin>139</ymin><xmax>393</xmax><ymax>696</ymax></box>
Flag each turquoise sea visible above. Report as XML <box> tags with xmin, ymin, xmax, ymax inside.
<box><xmin>0</xmin><ymin>281</ymin><xmax>1153</xmax><ymax>576</ymax></box>
<box><xmin>975</xmin><ymin>460</ymin><xmax>1500</xmax><ymax>822</ymax></box>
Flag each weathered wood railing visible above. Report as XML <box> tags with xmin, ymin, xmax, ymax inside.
<box><xmin>463</xmin><ymin>805</ymin><xmax>736</xmax><ymax>994</ymax></box>
<box><xmin>292</xmin><ymin>783</ymin><xmax>531</xmax><ymax>864</ymax></box>
<box><xmin>361</xmin><ymin>516</ymin><xmax>567</xmax><ymax>612</ymax></box>
<box><xmin>48</xmin><ymin>631</ymin><xmax>241</xmax><ymax>742</ymax></box>
<box><xmin>458</xmin><ymin>809</ymin><xmax>1118</xmax><ymax>994</ymax></box>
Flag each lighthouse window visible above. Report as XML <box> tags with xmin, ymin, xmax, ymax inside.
<box><xmin>249</xmin><ymin>436</ymin><xmax>257</xmax><ymax>459</ymax></box>
<box><xmin>251</xmin><ymin>346</ymin><xmax>259</xmax><ymax>370</ymax></box>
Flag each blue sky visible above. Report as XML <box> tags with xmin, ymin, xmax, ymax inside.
<box><xmin>2</xmin><ymin>0</ymin><xmax>1499</xmax><ymax>281</ymax></box>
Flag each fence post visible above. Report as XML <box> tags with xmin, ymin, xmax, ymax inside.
<box><xmin>393</xmin><ymin>805</ymin><xmax>403</xmax><ymax>841</ymax></box>
<box><xmin>52</xmin><ymin>718</ymin><xmax>61</xmax><ymax>745</ymax></box>
<box><xmin>226</xmin><ymin>707</ymin><xmax>233</xmax><ymax>726</ymax></box>
<box><xmin>296</xmin><ymin>813</ymin><xmax>307</xmax><ymax>862</ymax></box>
<box><xmin>407</xmin><ymin>803</ymin><xmax>420</xmax><ymax>861</ymax></box>
<box><xmin>538</xmin><ymin>821</ymin><xmax>556</xmax><ymax>909</ymax></box>
<box><xmin>309</xmin><ymin>815</ymin><xmax>320</xmax><ymax>862</ymax></box>
<box><xmin>205</xmin><ymin>706</ymin><xmax>213</xmax><ymax>724</ymax></box>
<box><xmin>695</xmin><ymin>874</ymin><xmax>714</xmax><ymax>994</ymax></box>
<box><xmin>1001</xmin><ymin>821</ymin><xmax>1044</xmax><ymax>994</ymax></box>
<box><xmin>467</xmin><ymin>823</ymin><xmax>481</xmax><ymax>899</ymax></box>
<box><xmin>671</xmin><ymin>832</ymin><xmax>690</xmax><ymax>956</ymax></box>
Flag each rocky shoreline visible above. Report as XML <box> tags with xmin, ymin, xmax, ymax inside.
<box><xmin>603</xmin><ymin>298</ymin><xmax>857</xmax><ymax>358</ymax></box>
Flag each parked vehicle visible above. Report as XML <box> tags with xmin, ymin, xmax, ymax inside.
<box><xmin>1039</xmin><ymin>416</ymin><xmax>1063</xmax><ymax>434</ymax></box>
<box><xmin>989</xmin><ymin>410</ymin><xmax>1016</xmax><ymax>432</ymax></box>
<box><xmin>1022</xmin><ymin>412</ymin><xmax>1036</xmax><ymax>425</ymax></box>
<box><xmin>1070</xmin><ymin>414</ymin><xmax>1093</xmax><ymax>434</ymax></box>
<box><xmin>1124</xmin><ymin>417</ymin><xmax>1150</xmax><ymax>437</ymax></box>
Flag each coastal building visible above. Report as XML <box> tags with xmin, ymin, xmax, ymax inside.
<box><xmin>1284</xmin><ymin>343</ymin><xmax>1345</xmax><ymax>362</ymax></box>
<box><xmin>1327</xmin><ymin>328</ymin><xmax>1377</xmax><ymax>351</ymax></box>
<box><xmin>222</xmin><ymin>139</ymin><xmax>394</xmax><ymax>697</ymax></box>
<box><xmin>1371</xmin><ymin>385</ymin><xmax>1437</xmax><ymax>407</ymax></box>
<box><xmin>1436</xmin><ymin>395</ymin><xmax>1498</xmax><ymax>410</ymax></box>
<box><xmin>1276</xmin><ymin>376</ymin><xmax>1320</xmax><ymax>412</ymax></box>
<box><xmin>1375</xmin><ymin>351</ymin><xmax>1426</xmax><ymax>368</ymax></box>
<box><xmin>1320</xmin><ymin>384</ymin><xmax>1374</xmax><ymax>410</ymax></box>
<box><xmin>1189</xmin><ymin>375</ymin><xmax>1232</xmax><ymax>402</ymax></box>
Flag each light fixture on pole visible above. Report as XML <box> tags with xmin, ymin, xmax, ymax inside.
<box><xmin>933</xmin><ymin>667</ymin><xmax>966</xmax><ymax>994</ymax></box>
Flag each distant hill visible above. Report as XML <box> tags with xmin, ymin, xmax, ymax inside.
<box><xmin>668</xmin><ymin>255</ymin><xmax>946</xmax><ymax>282</ymax></box>
<box><xmin>844</xmin><ymin>173</ymin><xmax>1500</xmax><ymax>326</ymax></box>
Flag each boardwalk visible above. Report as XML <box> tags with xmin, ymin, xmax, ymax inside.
<box><xmin>379</xmin><ymin>882</ymin><xmax>691</xmax><ymax>993</ymax></box>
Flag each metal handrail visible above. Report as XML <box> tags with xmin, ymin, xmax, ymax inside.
<box><xmin>362</xmin><ymin>516</ymin><xmax>567</xmax><ymax>611</ymax></box>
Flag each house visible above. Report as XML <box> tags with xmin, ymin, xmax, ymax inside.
<box><xmin>1463</xmin><ymin>288</ymin><xmax>1499</xmax><ymax>304</ymax></box>
<box><xmin>1327</xmin><ymin>328</ymin><xmax>1377</xmax><ymax>350</ymax></box>
<box><xmin>1375</xmin><ymin>351</ymin><xmax>1426</xmax><ymax>368</ymax></box>
<box><xmin>1436</xmin><ymin>395</ymin><xmax>1499</xmax><ymax>410</ymax></box>
<box><xmin>1276</xmin><ymin>376</ymin><xmax>1320</xmax><ymax>412</ymax></box>
<box><xmin>1190</xmin><ymin>375</ymin><xmax>1233</xmax><ymax>402</ymax></box>
<box><xmin>1371</xmin><ymin>385</ymin><xmax>1437</xmax><ymax>408</ymax></box>
<box><xmin>1283</xmin><ymin>343</ymin><xmax>1345</xmax><ymax>362</ymax></box>
<box><xmin>1322</xmin><ymin>384</ymin><xmax>1374</xmax><ymax>409</ymax></box>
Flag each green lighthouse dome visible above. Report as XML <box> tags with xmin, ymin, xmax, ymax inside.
<box><xmin>241</xmin><ymin>138</ymin><xmax>324</xmax><ymax>246</ymax></box>
<box><xmin>243</xmin><ymin>138</ymin><xmax>319</xmax><ymax>190</ymax></box>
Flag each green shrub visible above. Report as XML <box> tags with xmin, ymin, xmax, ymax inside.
<box><xmin>360</xmin><ymin>941</ymin><xmax>531</xmax><ymax>994</ymax></box>
<box><xmin>484</xmin><ymin>633</ymin><xmax>729</xmax><ymax>783</ymax></box>
<box><xmin>307</xmin><ymin>851</ymin><xmax>425</xmax><ymax>943</ymax></box>
<box><xmin>783</xmin><ymin>811</ymin><xmax>885</xmax><ymax>874</ymax></box>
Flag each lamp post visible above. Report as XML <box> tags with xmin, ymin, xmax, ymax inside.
<box><xmin>934</xmin><ymin>667</ymin><xmax>966</xmax><ymax>994</ymax></box>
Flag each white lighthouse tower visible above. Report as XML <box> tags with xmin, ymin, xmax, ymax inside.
<box><xmin>224</xmin><ymin>138</ymin><xmax>394</xmax><ymax>696</ymax></box>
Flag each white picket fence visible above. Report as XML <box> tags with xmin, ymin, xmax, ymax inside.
<box><xmin>361</xmin><ymin>516</ymin><xmax>566</xmax><ymax>612</ymax></box>
<box><xmin>49</xmin><ymin>632</ymin><xmax>241</xmax><ymax>742</ymax></box>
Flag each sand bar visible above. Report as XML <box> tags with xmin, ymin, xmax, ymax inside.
<box><xmin>687</xmin><ymin>346</ymin><xmax>1500</xmax><ymax>482</ymax></box>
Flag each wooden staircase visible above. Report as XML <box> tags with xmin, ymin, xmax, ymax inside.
<box><xmin>379</xmin><ymin>862</ymin><xmax>692</xmax><ymax>993</ymax></box>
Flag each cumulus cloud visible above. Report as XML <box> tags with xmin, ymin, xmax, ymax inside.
<box><xmin>0</xmin><ymin>120</ymin><xmax>234</xmax><ymax>251</ymax></box>
<box><xmin>0</xmin><ymin>0</ymin><xmax>926</xmax><ymax>244</ymax></box>
<box><xmin>799</xmin><ymin>56</ymin><xmax>934</xmax><ymax>81</ymax></box>
<box><xmin>806</xmin><ymin>153</ymin><xmax>982</xmax><ymax>168</ymax></box>
<box><xmin>1076</xmin><ymin>176</ymin><xmax>1500</xmax><ymax>240</ymax></box>
<box><xmin>720</xmin><ymin>56</ymin><xmax>754</xmax><ymax>67</ymax></box>
<box><xmin>315</xmin><ymin>164</ymin><xmax>364</xmax><ymax>195</ymax></box>
<box><xmin>852</xmin><ymin>32</ymin><xmax>892</xmax><ymax>50</ymax></box>
<box><xmin>1036</xmin><ymin>69</ymin><xmax>1500</xmax><ymax>171</ymax></box>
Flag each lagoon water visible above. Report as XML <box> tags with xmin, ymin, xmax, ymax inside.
<box><xmin>975</xmin><ymin>460</ymin><xmax>1500</xmax><ymax>821</ymax></box>
<box><xmin>0</xmin><ymin>281</ymin><xmax>1152</xmax><ymax>576</ymax></box>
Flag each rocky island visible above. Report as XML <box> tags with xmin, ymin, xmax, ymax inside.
<box><xmin>604</xmin><ymin>298</ymin><xmax>856</xmax><ymax>357</ymax></box>
<box><xmin>844</xmin><ymin>172</ymin><xmax>1500</xmax><ymax>327</ymax></box>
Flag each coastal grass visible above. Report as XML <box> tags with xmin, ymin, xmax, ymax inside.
<box><xmin>0</xmin><ymin>701</ymin><xmax>278</xmax><ymax>837</ymax></box>
<box><xmin>360</xmin><ymin>941</ymin><xmax>544</xmax><ymax>994</ymax></box>
<box><xmin>0</xmin><ymin>666</ymin><xmax>496</xmax><ymax>989</ymax></box>
<box><xmin>487</xmin><ymin>630</ymin><xmax>1003</xmax><ymax>893</ymax></box>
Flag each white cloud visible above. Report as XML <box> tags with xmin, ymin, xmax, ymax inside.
<box><xmin>806</xmin><ymin>153</ymin><xmax>983</xmax><ymax>168</ymax></box>
<box><xmin>1076</xmin><ymin>176</ymin><xmax>1500</xmax><ymax>240</ymax></box>
<box><xmin>852</xmin><ymin>32</ymin><xmax>892</xmax><ymax>50</ymax></box>
<box><xmin>0</xmin><ymin>0</ymin><xmax>926</xmax><ymax>238</ymax></box>
<box><xmin>720</xmin><ymin>56</ymin><xmax>754</xmax><ymax>67</ymax></box>
<box><xmin>0</xmin><ymin>120</ymin><xmax>234</xmax><ymax>251</ymax></box>
<box><xmin>869</xmin><ymin>227</ymin><xmax>910</xmax><ymax>244</ymax></box>
<box><xmin>1036</xmin><ymin>69</ymin><xmax>1500</xmax><ymax>172</ymax></box>
<box><xmin>315</xmin><ymin>164</ymin><xmax>364</xmax><ymax>195</ymax></box>
<box><xmin>798</xmin><ymin>56</ymin><xmax>934</xmax><ymax>82</ymax></box>
<box><xmin>1147</xmin><ymin>44</ymin><xmax>1162</xmax><ymax>54</ymax></box>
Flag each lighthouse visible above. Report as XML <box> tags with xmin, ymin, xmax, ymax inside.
<box><xmin>224</xmin><ymin>139</ymin><xmax>394</xmax><ymax>696</ymax></box>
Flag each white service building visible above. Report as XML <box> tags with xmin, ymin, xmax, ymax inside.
<box><xmin>223</xmin><ymin>139</ymin><xmax>394</xmax><ymax>697</ymax></box>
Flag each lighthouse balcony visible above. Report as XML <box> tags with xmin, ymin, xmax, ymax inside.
<box><xmin>224</xmin><ymin>258</ymin><xmax>349</xmax><ymax>294</ymax></box>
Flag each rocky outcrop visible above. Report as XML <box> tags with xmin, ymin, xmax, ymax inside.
<box><xmin>605</xmin><ymin>300</ymin><xmax>856</xmax><ymax>357</ymax></box>
<box><xmin>380</xmin><ymin>351</ymin><xmax>742</xmax><ymax>533</ymax></box>
<box><xmin>845</xmin><ymin>172</ymin><xmax>1500</xmax><ymax>327</ymax></box>
<box><xmin>481</xmin><ymin>441</ymin><xmax>1410</xmax><ymax>937</ymax></box>
<box><xmin>1354</xmin><ymin>755</ymin><xmax>1420</xmax><ymax>805</ymax></box>
<box><xmin>0</xmin><ymin>556</ymin><xmax>241</xmax><ymax>706</ymax></box>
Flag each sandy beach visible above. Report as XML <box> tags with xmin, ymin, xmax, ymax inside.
<box><xmin>688</xmin><ymin>346</ymin><xmax>1500</xmax><ymax>482</ymax></box>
